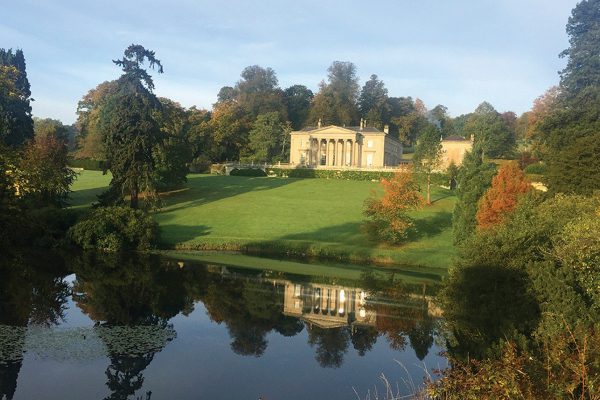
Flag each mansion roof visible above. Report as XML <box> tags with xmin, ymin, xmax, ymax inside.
<box><xmin>298</xmin><ymin>125</ymin><xmax>382</xmax><ymax>133</ymax></box>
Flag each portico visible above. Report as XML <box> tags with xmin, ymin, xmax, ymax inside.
<box><xmin>289</xmin><ymin>122</ymin><xmax>402</xmax><ymax>168</ymax></box>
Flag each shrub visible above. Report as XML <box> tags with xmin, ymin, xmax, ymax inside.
<box><xmin>68</xmin><ymin>206</ymin><xmax>159</xmax><ymax>251</ymax></box>
<box><xmin>229</xmin><ymin>168</ymin><xmax>267</xmax><ymax>177</ymax></box>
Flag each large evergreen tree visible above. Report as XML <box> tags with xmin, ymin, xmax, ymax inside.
<box><xmin>0</xmin><ymin>49</ymin><xmax>33</xmax><ymax>147</ymax></box>
<box><xmin>539</xmin><ymin>0</ymin><xmax>600</xmax><ymax>194</ymax></box>
<box><xmin>99</xmin><ymin>45</ymin><xmax>164</xmax><ymax>209</ymax></box>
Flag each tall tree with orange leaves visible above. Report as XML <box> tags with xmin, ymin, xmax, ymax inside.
<box><xmin>476</xmin><ymin>162</ymin><xmax>531</xmax><ymax>229</ymax></box>
<box><xmin>363</xmin><ymin>169</ymin><xmax>424</xmax><ymax>243</ymax></box>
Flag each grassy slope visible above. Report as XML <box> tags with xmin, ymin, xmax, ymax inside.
<box><xmin>70</xmin><ymin>171</ymin><xmax>456</xmax><ymax>269</ymax></box>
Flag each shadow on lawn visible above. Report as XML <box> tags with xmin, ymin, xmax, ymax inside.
<box><xmin>157</xmin><ymin>175</ymin><xmax>294</xmax><ymax>215</ymax></box>
<box><xmin>279</xmin><ymin>222</ymin><xmax>365</xmax><ymax>244</ymax></box>
<box><xmin>68</xmin><ymin>186</ymin><xmax>109</xmax><ymax>208</ymax></box>
<box><xmin>159</xmin><ymin>224</ymin><xmax>211</xmax><ymax>247</ymax></box>
<box><xmin>407</xmin><ymin>211</ymin><xmax>453</xmax><ymax>241</ymax></box>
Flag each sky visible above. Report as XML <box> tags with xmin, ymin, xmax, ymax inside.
<box><xmin>2</xmin><ymin>0</ymin><xmax>580</xmax><ymax>124</ymax></box>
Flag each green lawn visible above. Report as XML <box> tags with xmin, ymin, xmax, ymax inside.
<box><xmin>70</xmin><ymin>171</ymin><xmax>456</xmax><ymax>269</ymax></box>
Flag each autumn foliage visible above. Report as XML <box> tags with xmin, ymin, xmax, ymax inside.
<box><xmin>476</xmin><ymin>162</ymin><xmax>531</xmax><ymax>229</ymax></box>
<box><xmin>363</xmin><ymin>169</ymin><xmax>424</xmax><ymax>243</ymax></box>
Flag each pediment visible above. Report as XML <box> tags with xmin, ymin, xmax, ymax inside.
<box><xmin>310</xmin><ymin>125</ymin><xmax>357</xmax><ymax>135</ymax></box>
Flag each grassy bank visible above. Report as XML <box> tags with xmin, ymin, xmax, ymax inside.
<box><xmin>70</xmin><ymin>171</ymin><xmax>456</xmax><ymax>269</ymax></box>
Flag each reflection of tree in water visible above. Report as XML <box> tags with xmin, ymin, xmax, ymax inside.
<box><xmin>71</xmin><ymin>252</ymin><xmax>197</xmax><ymax>400</ymax></box>
<box><xmin>439</xmin><ymin>264</ymin><xmax>540</xmax><ymax>361</ymax></box>
<box><xmin>202</xmin><ymin>276</ymin><xmax>303</xmax><ymax>357</ymax></box>
<box><xmin>351</xmin><ymin>325</ymin><xmax>379</xmax><ymax>356</ymax></box>
<box><xmin>0</xmin><ymin>252</ymin><xmax>70</xmax><ymax>400</ymax></box>
<box><xmin>307</xmin><ymin>325</ymin><xmax>351</xmax><ymax>368</ymax></box>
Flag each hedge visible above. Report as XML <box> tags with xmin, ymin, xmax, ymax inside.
<box><xmin>230</xmin><ymin>168</ymin><xmax>267</xmax><ymax>177</ymax></box>
<box><xmin>67</xmin><ymin>158</ymin><xmax>106</xmax><ymax>171</ymax></box>
<box><xmin>266</xmin><ymin>168</ymin><xmax>395</xmax><ymax>181</ymax></box>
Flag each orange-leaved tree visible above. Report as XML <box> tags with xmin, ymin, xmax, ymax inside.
<box><xmin>363</xmin><ymin>168</ymin><xmax>424</xmax><ymax>243</ymax></box>
<box><xmin>476</xmin><ymin>162</ymin><xmax>531</xmax><ymax>229</ymax></box>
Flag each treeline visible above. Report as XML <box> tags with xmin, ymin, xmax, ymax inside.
<box><xmin>73</xmin><ymin>60</ymin><xmax>524</xmax><ymax>167</ymax></box>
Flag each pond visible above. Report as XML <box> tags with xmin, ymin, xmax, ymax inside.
<box><xmin>0</xmin><ymin>251</ymin><xmax>447</xmax><ymax>400</ymax></box>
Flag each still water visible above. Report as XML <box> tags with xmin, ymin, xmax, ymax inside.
<box><xmin>0</xmin><ymin>252</ymin><xmax>446</xmax><ymax>400</ymax></box>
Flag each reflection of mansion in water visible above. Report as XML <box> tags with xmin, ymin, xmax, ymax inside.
<box><xmin>282</xmin><ymin>282</ymin><xmax>376</xmax><ymax>329</ymax></box>
<box><xmin>279</xmin><ymin>280</ymin><xmax>443</xmax><ymax>329</ymax></box>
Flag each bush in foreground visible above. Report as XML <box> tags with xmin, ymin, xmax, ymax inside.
<box><xmin>68</xmin><ymin>206</ymin><xmax>159</xmax><ymax>251</ymax></box>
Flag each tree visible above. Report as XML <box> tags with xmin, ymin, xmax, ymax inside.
<box><xmin>476</xmin><ymin>162</ymin><xmax>531</xmax><ymax>229</ymax></box>
<box><xmin>309</xmin><ymin>61</ymin><xmax>360</xmax><ymax>126</ymax></box>
<box><xmin>234</xmin><ymin>65</ymin><xmax>286</xmax><ymax>120</ymax></box>
<box><xmin>75</xmin><ymin>80</ymin><xmax>119</xmax><ymax>159</ymax></box>
<box><xmin>99</xmin><ymin>45</ymin><xmax>164</xmax><ymax>209</ymax></box>
<box><xmin>207</xmin><ymin>101</ymin><xmax>250</xmax><ymax>161</ymax></box>
<box><xmin>152</xmin><ymin>98</ymin><xmax>192</xmax><ymax>189</ymax></box>
<box><xmin>358</xmin><ymin>74</ymin><xmax>390</xmax><ymax>129</ymax></box>
<box><xmin>385</xmin><ymin>96</ymin><xmax>415</xmax><ymax>138</ymax></box>
<box><xmin>392</xmin><ymin>98</ymin><xmax>428</xmax><ymax>145</ymax></box>
<box><xmin>244</xmin><ymin>112</ymin><xmax>290</xmax><ymax>163</ymax></box>
<box><xmin>537</xmin><ymin>0</ymin><xmax>600</xmax><ymax>194</ymax></box>
<box><xmin>430</xmin><ymin>104</ymin><xmax>454</xmax><ymax>136</ymax></box>
<box><xmin>0</xmin><ymin>49</ymin><xmax>33</xmax><ymax>147</ymax></box>
<box><xmin>465</xmin><ymin>102</ymin><xmax>515</xmax><ymax>158</ymax></box>
<box><xmin>559</xmin><ymin>0</ymin><xmax>600</xmax><ymax>93</ymax></box>
<box><xmin>413</xmin><ymin>123</ymin><xmax>443</xmax><ymax>205</ymax></box>
<box><xmin>18</xmin><ymin>134</ymin><xmax>76</xmax><ymax>207</ymax></box>
<box><xmin>283</xmin><ymin>85</ymin><xmax>313</xmax><ymax>130</ymax></box>
<box><xmin>452</xmin><ymin>149</ymin><xmax>496</xmax><ymax>245</ymax></box>
<box><xmin>363</xmin><ymin>169</ymin><xmax>424</xmax><ymax>243</ymax></box>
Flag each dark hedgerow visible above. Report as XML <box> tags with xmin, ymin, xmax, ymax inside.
<box><xmin>229</xmin><ymin>168</ymin><xmax>267</xmax><ymax>177</ymax></box>
<box><xmin>67</xmin><ymin>206</ymin><xmax>159</xmax><ymax>251</ymax></box>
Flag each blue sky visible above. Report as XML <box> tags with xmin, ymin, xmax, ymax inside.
<box><xmin>3</xmin><ymin>0</ymin><xmax>579</xmax><ymax>124</ymax></box>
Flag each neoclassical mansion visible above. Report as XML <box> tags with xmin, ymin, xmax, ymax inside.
<box><xmin>289</xmin><ymin>119</ymin><xmax>403</xmax><ymax>168</ymax></box>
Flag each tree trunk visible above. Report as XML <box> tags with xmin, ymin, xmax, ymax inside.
<box><xmin>427</xmin><ymin>174</ymin><xmax>431</xmax><ymax>205</ymax></box>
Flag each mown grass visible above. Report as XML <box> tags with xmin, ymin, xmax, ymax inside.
<box><xmin>69</xmin><ymin>171</ymin><xmax>457</xmax><ymax>269</ymax></box>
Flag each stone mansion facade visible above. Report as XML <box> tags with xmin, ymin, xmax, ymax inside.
<box><xmin>289</xmin><ymin>120</ymin><xmax>403</xmax><ymax>168</ymax></box>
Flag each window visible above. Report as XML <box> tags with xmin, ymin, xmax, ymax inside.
<box><xmin>367</xmin><ymin>140</ymin><xmax>373</xmax><ymax>148</ymax></box>
<box><xmin>367</xmin><ymin>153</ymin><xmax>374</xmax><ymax>166</ymax></box>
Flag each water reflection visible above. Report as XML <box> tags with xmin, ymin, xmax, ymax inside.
<box><xmin>0</xmin><ymin>252</ymin><xmax>70</xmax><ymax>400</ymax></box>
<box><xmin>0</xmin><ymin>252</ymin><xmax>443</xmax><ymax>399</ymax></box>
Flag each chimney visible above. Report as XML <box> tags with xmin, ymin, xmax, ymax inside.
<box><xmin>360</xmin><ymin>118</ymin><xmax>364</xmax><ymax>130</ymax></box>
<box><xmin>383</xmin><ymin>125</ymin><xmax>389</xmax><ymax>134</ymax></box>
<box><xmin>318</xmin><ymin>118</ymin><xmax>322</xmax><ymax>129</ymax></box>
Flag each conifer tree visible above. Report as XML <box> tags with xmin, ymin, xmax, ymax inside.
<box><xmin>452</xmin><ymin>148</ymin><xmax>496</xmax><ymax>245</ymax></box>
